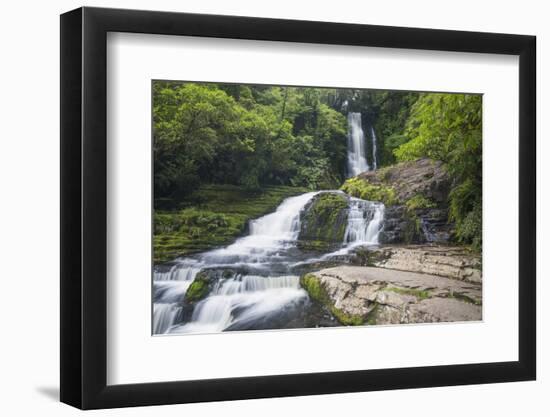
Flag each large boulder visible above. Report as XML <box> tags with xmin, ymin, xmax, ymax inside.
<box><xmin>300</xmin><ymin>265</ymin><xmax>481</xmax><ymax>326</ymax></box>
<box><xmin>297</xmin><ymin>192</ymin><xmax>349</xmax><ymax>251</ymax></box>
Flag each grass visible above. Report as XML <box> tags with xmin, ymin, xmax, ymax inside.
<box><xmin>154</xmin><ymin>184</ymin><xmax>308</xmax><ymax>263</ymax></box>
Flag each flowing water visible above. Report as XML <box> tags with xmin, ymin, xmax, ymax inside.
<box><xmin>347</xmin><ymin>112</ymin><xmax>369</xmax><ymax>177</ymax></box>
<box><xmin>370</xmin><ymin>126</ymin><xmax>378</xmax><ymax>171</ymax></box>
<box><xmin>152</xmin><ymin>112</ymin><xmax>387</xmax><ymax>334</ymax></box>
<box><xmin>152</xmin><ymin>192</ymin><xmax>385</xmax><ymax>334</ymax></box>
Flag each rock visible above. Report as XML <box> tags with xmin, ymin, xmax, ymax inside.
<box><xmin>350</xmin><ymin>245</ymin><xmax>482</xmax><ymax>284</ymax></box>
<box><xmin>301</xmin><ymin>265</ymin><xmax>482</xmax><ymax>326</ymax></box>
<box><xmin>357</xmin><ymin>157</ymin><xmax>451</xmax><ymax>204</ymax></box>
<box><xmin>341</xmin><ymin>158</ymin><xmax>455</xmax><ymax>244</ymax></box>
<box><xmin>297</xmin><ymin>192</ymin><xmax>349</xmax><ymax>251</ymax></box>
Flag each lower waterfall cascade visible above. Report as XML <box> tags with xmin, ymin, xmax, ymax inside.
<box><xmin>153</xmin><ymin>192</ymin><xmax>385</xmax><ymax>334</ymax></box>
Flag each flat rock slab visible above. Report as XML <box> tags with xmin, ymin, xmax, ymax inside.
<box><xmin>304</xmin><ymin>265</ymin><xmax>482</xmax><ymax>325</ymax></box>
<box><xmin>351</xmin><ymin>245</ymin><xmax>482</xmax><ymax>283</ymax></box>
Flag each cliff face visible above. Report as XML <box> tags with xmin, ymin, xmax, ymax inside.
<box><xmin>341</xmin><ymin>158</ymin><xmax>454</xmax><ymax>244</ymax></box>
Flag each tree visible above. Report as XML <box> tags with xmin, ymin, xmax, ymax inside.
<box><xmin>395</xmin><ymin>93</ymin><xmax>483</xmax><ymax>249</ymax></box>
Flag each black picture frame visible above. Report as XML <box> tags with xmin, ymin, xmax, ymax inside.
<box><xmin>60</xmin><ymin>6</ymin><xmax>536</xmax><ymax>410</ymax></box>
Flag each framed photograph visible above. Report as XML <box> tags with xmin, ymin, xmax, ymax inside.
<box><xmin>60</xmin><ymin>6</ymin><xmax>536</xmax><ymax>409</ymax></box>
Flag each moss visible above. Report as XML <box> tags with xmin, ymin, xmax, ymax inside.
<box><xmin>298</xmin><ymin>193</ymin><xmax>348</xmax><ymax>249</ymax></box>
<box><xmin>376</xmin><ymin>166</ymin><xmax>393</xmax><ymax>182</ymax></box>
<box><xmin>401</xmin><ymin>209</ymin><xmax>423</xmax><ymax>244</ymax></box>
<box><xmin>300</xmin><ymin>273</ymin><xmax>365</xmax><ymax>326</ymax></box>
<box><xmin>298</xmin><ymin>240</ymin><xmax>334</xmax><ymax>251</ymax></box>
<box><xmin>331</xmin><ymin>308</ymin><xmax>364</xmax><ymax>326</ymax></box>
<box><xmin>405</xmin><ymin>194</ymin><xmax>437</xmax><ymax>211</ymax></box>
<box><xmin>154</xmin><ymin>184</ymin><xmax>308</xmax><ymax>263</ymax></box>
<box><xmin>300</xmin><ymin>274</ymin><xmax>327</xmax><ymax>304</ymax></box>
<box><xmin>340</xmin><ymin>177</ymin><xmax>399</xmax><ymax>206</ymax></box>
<box><xmin>446</xmin><ymin>291</ymin><xmax>481</xmax><ymax>306</ymax></box>
<box><xmin>385</xmin><ymin>286</ymin><xmax>431</xmax><ymax>300</ymax></box>
<box><xmin>184</xmin><ymin>273</ymin><xmax>210</xmax><ymax>303</ymax></box>
<box><xmin>366</xmin><ymin>303</ymin><xmax>380</xmax><ymax>325</ymax></box>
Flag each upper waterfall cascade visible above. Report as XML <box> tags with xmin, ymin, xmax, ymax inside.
<box><xmin>346</xmin><ymin>112</ymin><xmax>369</xmax><ymax>177</ymax></box>
<box><xmin>347</xmin><ymin>112</ymin><xmax>379</xmax><ymax>176</ymax></box>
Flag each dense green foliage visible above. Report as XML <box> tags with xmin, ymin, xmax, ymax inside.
<box><xmin>154</xmin><ymin>184</ymin><xmax>306</xmax><ymax>262</ymax></box>
<box><xmin>395</xmin><ymin>93</ymin><xmax>482</xmax><ymax>249</ymax></box>
<box><xmin>154</xmin><ymin>82</ymin><xmax>347</xmax><ymax>203</ymax></box>
<box><xmin>351</xmin><ymin>91</ymin><xmax>419</xmax><ymax>166</ymax></box>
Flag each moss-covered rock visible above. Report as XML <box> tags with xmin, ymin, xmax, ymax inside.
<box><xmin>298</xmin><ymin>192</ymin><xmax>349</xmax><ymax>251</ymax></box>
<box><xmin>184</xmin><ymin>272</ymin><xmax>211</xmax><ymax>303</ymax></box>
<box><xmin>300</xmin><ymin>273</ymin><xmax>365</xmax><ymax>326</ymax></box>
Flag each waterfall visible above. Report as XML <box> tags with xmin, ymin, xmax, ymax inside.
<box><xmin>170</xmin><ymin>275</ymin><xmax>306</xmax><ymax>334</ymax></box>
<box><xmin>202</xmin><ymin>192</ymin><xmax>318</xmax><ymax>265</ymax></box>
<box><xmin>152</xmin><ymin>261</ymin><xmax>202</xmax><ymax>334</ymax></box>
<box><xmin>153</xmin><ymin>191</ymin><xmax>386</xmax><ymax>335</ymax></box>
<box><xmin>347</xmin><ymin>112</ymin><xmax>369</xmax><ymax>177</ymax></box>
<box><xmin>153</xmin><ymin>192</ymin><xmax>318</xmax><ymax>335</ymax></box>
<box><xmin>370</xmin><ymin>126</ymin><xmax>378</xmax><ymax>170</ymax></box>
<box><xmin>153</xmin><ymin>303</ymin><xmax>183</xmax><ymax>334</ymax></box>
<box><xmin>344</xmin><ymin>197</ymin><xmax>385</xmax><ymax>246</ymax></box>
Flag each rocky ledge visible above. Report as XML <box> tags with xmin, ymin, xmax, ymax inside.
<box><xmin>349</xmin><ymin>244</ymin><xmax>482</xmax><ymax>284</ymax></box>
<box><xmin>300</xmin><ymin>265</ymin><xmax>481</xmax><ymax>326</ymax></box>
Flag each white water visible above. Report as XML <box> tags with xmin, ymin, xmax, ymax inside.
<box><xmin>202</xmin><ymin>192</ymin><xmax>318</xmax><ymax>265</ymax></box>
<box><xmin>347</xmin><ymin>112</ymin><xmax>369</xmax><ymax>177</ymax></box>
<box><xmin>171</xmin><ymin>275</ymin><xmax>306</xmax><ymax>334</ymax></box>
<box><xmin>344</xmin><ymin>197</ymin><xmax>384</xmax><ymax>246</ymax></box>
<box><xmin>153</xmin><ymin>191</ymin><xmax>385</xmax><ymax>335</ymax></box>
<box><xmin>153</xmin><ymin>192</ymin><xmax>318</xmax><ymax>334</ymax></box>
<box><xmin>152</xmin><ymin>260</ymin><xmax>202</xmax><ymax>334</ymax></box>
<box><xmin>370</xmin><ymin>126</ymin><xmax>378</xmax><ymax>170</ymax></box>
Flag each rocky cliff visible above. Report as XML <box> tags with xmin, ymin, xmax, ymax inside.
<box><xmin>341</xmin><ymin>158</ymin><xmax>454</xmax><ymax>244</ymax></box>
